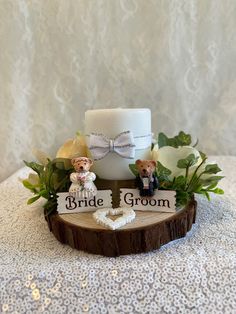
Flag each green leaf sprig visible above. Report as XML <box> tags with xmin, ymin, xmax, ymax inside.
<box><xmin>23</xmin><ymin>158</ymin><xmax>73</xmax><ymax>215</ymax></box>
<box><xmin>129</xmin><ymin>131</ymin><xmax>224</xmax><ymax>207</ymax></box>
<box><xmin>154</xmin><ymin>131</ymin><xmax>224</xmax><ymax>205</ymax></box>
<box><xmin>158</xmin><ymin>131</ymin><xmax>192</xmax><ymax>148</ymax></box>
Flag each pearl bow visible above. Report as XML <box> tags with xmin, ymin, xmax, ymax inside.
<box><xmin>88</xmin><ymin>131</ymin><xmax>136</xmax><ymax>160</ymax></box>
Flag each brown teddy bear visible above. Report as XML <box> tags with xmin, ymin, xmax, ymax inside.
<box><xmin>69</xmin><ymin>157</ymin><xmax>97</xmax><ymax>198</ymax></box>
<box><xmin>135</xmin><ymin>159</ymin><xmax>159</xmax><ymax>197</ymax></box>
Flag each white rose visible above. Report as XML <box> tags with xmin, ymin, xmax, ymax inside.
<box><xmin>151</xmin><ymin>145</ymin><xmax>202</xmax><ymax>179</ymax></box>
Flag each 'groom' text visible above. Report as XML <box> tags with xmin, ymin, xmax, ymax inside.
<box><xmin>120</xmin><ymin>189</ymin><xmax>176</xmax><ymax>212</ymax></box>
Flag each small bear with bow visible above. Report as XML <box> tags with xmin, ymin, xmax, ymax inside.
<box><xmin>69</xmin><ymin>157</ymin><xmax>97</xmax><ymax>199</ymax></box>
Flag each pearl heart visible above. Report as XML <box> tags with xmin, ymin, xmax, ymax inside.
<box><xmin>93</xmin><ymin>207</ymin><xmax>136</xmax><ymax>230</ymax></box>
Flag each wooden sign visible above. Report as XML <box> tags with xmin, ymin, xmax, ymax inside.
<box><xmin>120</xmin><ymin>189</ymin><xmax>176</xmax><ymax>212</ymax></box>
<box><xmin>57</xmin><ymin>189</ymin><xmax>176</xmax><ymax>214</ymax></box>
<box><xmin>57</xmin><ymin>190</ymin><xmax>112</xmax><ymax>214</ymax></box>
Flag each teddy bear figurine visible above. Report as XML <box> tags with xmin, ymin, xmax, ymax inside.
<box><xmin>69</xmin><ymin>157</ymin><xmax>97</xmax><ymax>199</ymax></box>
<box><xmin>135</xmin><ymin>159</ymin><xmax>159</xmax><ymax>197</ymax></box>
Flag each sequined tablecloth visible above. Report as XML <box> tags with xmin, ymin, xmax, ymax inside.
<box><xmin>0</xmin><ymin>156</ymin><xmax>236</xmax><ymax>313</ymax></box>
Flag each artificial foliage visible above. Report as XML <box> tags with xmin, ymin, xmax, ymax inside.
<box><xmin>130</xmin><ymin>131</ymin><xmax>224</xmax><ymax>206</ymax></box>
<box><xmin>23</xmin><ymin>159</ymin><xmax>73</xmax><ymax>215</ymax></box>
<box><xmin>23</xmin><ymin>131</ymin><xmax>224</xmax><ymax>214</ymax></box>
<box><xmin>158</xmin><ymin>131</ymin><xmax>193</xmax><ymax>148</ymax></box>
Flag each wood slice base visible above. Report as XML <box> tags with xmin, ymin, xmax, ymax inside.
<box><xmin>46</xmin><ymin>198</ymin><xmax>197</xmax><ymax>257</ymax></box>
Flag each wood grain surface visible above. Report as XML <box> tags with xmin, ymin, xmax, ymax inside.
<box><xmin>46</xmin><ymin>197</ymin><xmax>197</xmax><ymax>257</ymax></box>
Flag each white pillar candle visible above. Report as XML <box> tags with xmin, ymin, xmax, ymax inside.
<box><xmin>85</xmin><ymin>108</ymin><xmax>152</xmax><ymax>180</ymax></box>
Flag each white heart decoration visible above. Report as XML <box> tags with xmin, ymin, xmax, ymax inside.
<box><xmin>93</xmin><ymin>207</ymin><xmax>136</xmax><ymax>230</ymax></box>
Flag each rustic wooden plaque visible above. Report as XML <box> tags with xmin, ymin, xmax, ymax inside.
<box><xmin>45</xmin><ymin>179</ymin><xmax>197</xmax><ymax>257</ymax></box>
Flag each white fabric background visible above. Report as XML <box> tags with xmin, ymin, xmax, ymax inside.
<box><xmin>1</xmin><ymin>0</ymin><xmax>236</xmax><ymax>182</ymax></box>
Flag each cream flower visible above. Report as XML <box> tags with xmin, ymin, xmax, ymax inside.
<box><xmin>27</xmin><ymin>173</ymin><xmax>40</xmax><ymax>185</ymax></box>
<box><xmin>56</xmin><ymin>135</ymin><xmax>88</xmax><ymax>159</ymax></box>
<box><xmin>32</xmin><ymin>148</ymin><xmax>51</xmax><ymax>165</ymax></box>
<box><xmin>152</xmin><ymin>145</ymin><xmax>202</xmax><ymax>179</ymax></box>
<box><xmin>19</xmin><ymin>172</ymin><xmax>40</xmax><ymax>186</ymax></box>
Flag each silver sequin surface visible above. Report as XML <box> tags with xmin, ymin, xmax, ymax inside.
<box><xmin>0</xmin><ymin>157</ymin><xmax>236</xmax><ymax>313</ymax></box>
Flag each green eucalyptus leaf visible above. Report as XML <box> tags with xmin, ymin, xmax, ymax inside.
<box><xmin>195</xmin><ymin>184</ymin><xmax>204</xmax><ymax>193</ymax></box>
<box><xmin>211</xmin><ymin>188</ymin><xmax>224</xmax><ymax>194</ymax></box>
<box><xmin>27</xmin><ymin>195</ymin><xmax>41</xmax><ymax>204</ymax></box>
<box><xmin>199</xmin><ymin>151</ymin><xmax>207</xmax><ymax>160</ymax></box>
<box><xmin>156</xmin><ymin>161</ymin><xmax>172</xmax><ymax>182</ymax></box>
<box><xmin>203</xmin><ymin>164</ymin><xmax>222</xmax><ymax>174</ymax></box>
<box><xmin>22</xmin><ymin>180</ymin><xmax>35</xmax><ymax>190</ymax></box>
<box><xmin>158</xmin><ymin>133</ymin><xmax>177</xmax><ymax>148</ymax></box>
<box><xmin>188</xmin><ymin>179</ymin><xmax>203</xmax><ymax>193</ymax></box>
<box><xmin>205</xmin><ymin>182</ymin><xmax>218</xmax><ymax>190</ymax></box>
<box><xmin>176</xmin><ymin>190</ymin><xmax>192</xmax><ymax>206</ymax></box>
<box><xmin>23</xmin><ymin>161</ymin><xmax>44</xmax><ymax>176</ymax></box>
<box><xmin>177</xmin><ymin>131</ymin><xmax>192</xmax><ymax>146</ymax></box>
<box><xmin>177</xmin><ymin>159</ymin><xmax>188</xmax><ymax>169</ymax></box>
<box><xmin>203</xmin><ymin>191</ymin><xmax>211</xmax><ymax>201</ymax></box>
<box><xmin>199</xmin><ymin>176</ymin><xmax>224</xmax><ymax>186</ymax></box>
<box><xmin>157</xmin><ymin>161</ymin><xmax>172</xmax><ymax>176</ymax></box>
<box><xmin>177</xmin><ymin>154</ymin><xmax>199</xmax><ymax>169</ymax></box>
<box><xmin>39</xmin><ymin>190</ymin><xmax>49</xmax><ymax>198</ymax></box>
<box><xmin>157</xmin><ymin>131</ymin><xmax>192</xmax><ymax>148</ymax></box>
<box><xmin>172</xmin><ymin>176</ymin><xmax>186</xmax><ymax>190</ymax></box>
<box><xmin>196</xmin><ymin>190</ymin><xmax>211</xmax><ymax>201</ymax></box>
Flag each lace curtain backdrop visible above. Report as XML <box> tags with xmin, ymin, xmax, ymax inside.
<box><xmin>0</xmin><ymin>0</ymin><xmax>236</xmax><ymax>182</ymax></box>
